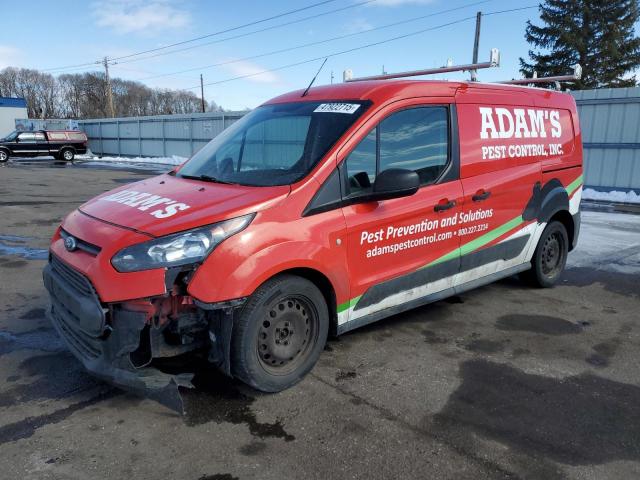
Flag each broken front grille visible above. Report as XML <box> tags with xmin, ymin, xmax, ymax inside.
<box><xmin>50</xmin><ymin>254</ymin><xmax>94</xmax><ymax>297</ymax></box>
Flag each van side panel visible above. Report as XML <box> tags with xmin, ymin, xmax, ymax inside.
<box><xmin>453</xmin><ymin>89</ymin><xmax>582</xmax><ymax>287</ymax></box>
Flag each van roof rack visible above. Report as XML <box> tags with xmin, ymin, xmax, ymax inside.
<box><xmin>497</xmin><ymin>64</ymin><xmax>582</xmax><ymax>89</ymax></box>
<box><xmin>343</xmin><ymin>48</ymin><xmax>500</xmax><ymax>83</ymax></box>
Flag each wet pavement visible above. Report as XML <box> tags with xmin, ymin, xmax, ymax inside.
<box><xmin>1</xmin><ymin>161</ymin><xmax>639</xmax><ymax>479</ymax></box>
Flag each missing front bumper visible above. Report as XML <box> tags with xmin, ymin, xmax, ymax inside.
<box><xmin>43</xmin><ymin>259</ymin><xmax>195</xmax><ymax>412</ymax></box>
<box><xmin>42</xmin><ymin>256</ymin><xmax>246</xmax><ymax>413</ymax></box>
<box><xmin>46</xmin><ymin>299</ymin><xmax>194</xmax><ymax>413</ymax></box>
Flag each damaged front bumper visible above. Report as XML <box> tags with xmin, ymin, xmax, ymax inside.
<box><xmin>42</xmin><ymin>253</ymin><xmax>243</xmax><ymax>413</ymax></box>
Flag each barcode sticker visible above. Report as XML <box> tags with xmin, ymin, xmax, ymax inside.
<box><xmin>314</xmin><ymin>103</ymin><xmax>360</xmax><ymax>114</ymax></box>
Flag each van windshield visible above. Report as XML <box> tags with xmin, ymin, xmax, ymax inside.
<box><xmin>178</xmin><ymin>101</ymin><xmax>369</xmax><ymax>186</ymax></box>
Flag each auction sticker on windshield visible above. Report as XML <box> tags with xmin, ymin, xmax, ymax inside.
<box><xmin>314</xmin><ymin>103</ymin><xmax>361</xmax><ymax>114</ymax></box>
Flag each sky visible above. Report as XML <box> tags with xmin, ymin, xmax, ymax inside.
<box><xmin>1</xmin><ymin>0</ymin><xmax>549</xmax><ymax>110</ymax></box>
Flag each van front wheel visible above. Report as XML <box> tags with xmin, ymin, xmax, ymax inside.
<box><xmin>231</xmin><ymin>275</ymin><xmax>329</xmax><ymax>392</ymax></box>
<box><xmin>522</xmin><ymin>221</ymin><xmax>569</xmax><ymax>288</ymax></box>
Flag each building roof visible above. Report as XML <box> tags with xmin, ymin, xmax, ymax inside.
<box><xmin>0</xmin><ymin>97</ymin><xmax>27</xmax><ymax>108</ymax></box>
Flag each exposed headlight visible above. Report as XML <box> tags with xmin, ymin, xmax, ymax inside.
<box><xmin>111</xmin><ymin>213</ymin><xmax>254</xmax><ymax>273</ymax></box>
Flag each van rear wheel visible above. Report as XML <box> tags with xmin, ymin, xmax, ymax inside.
<box><xmin>522</xmin><ymin>221</ymin><xmax>568</xmax><ymax>288</ymax></box>
<box><xmin>231</xmin><ymin>275</ymin><xmax>328</xmax><ymax>392</ymax></box>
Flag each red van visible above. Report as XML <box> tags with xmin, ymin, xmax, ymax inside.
<box><xmin>43</xmin><ymin>78</ymin><xmax>582</xmax><ymax>410</ymax></box>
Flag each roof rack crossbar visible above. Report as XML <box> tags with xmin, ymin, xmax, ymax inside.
<box><xmin>497</xmin><ymin>64</ymin><xmax>582</xmax><ymax>85</ymax></box>
<box><xmin>343</xmin><ymin>48</ymin><xmax>500</xmax><ymax>83</ymax></box>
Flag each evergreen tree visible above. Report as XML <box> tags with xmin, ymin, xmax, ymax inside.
<box><xmin>520</xmin><ymin>0</ymin><xmax>640</xmax><ymax>89</ymax></box>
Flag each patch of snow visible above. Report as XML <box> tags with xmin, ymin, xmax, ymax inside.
<box><xmin>80</xmin><ymin>154</ymin><xmax>186</xmax><ymax>167</ymax></box>
<box><xmin>582</xmin><ymin>188</ymin><xmax>640</xmax><ymax>204</ymax></box>
<box><xmin>567</xmin><ymin>210</ymin><xmax>640</xmax><ymax>274</ymax></box>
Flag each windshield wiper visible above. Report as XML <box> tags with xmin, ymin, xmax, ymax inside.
<box><xmin>180</xmin><ymin>173</ymin><xmax>236</xmax><ymax>185</ymax></box>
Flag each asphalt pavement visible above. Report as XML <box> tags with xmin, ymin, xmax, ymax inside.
<box><xmin>1</xmin><ymin>159</ymin><xmax>639</xmax><ymax>480</ymax></box>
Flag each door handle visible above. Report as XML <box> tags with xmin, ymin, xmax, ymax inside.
<box><xmin>434</xmin><ymin>199</ymin><xmax>456</xmax><ymax>212</ymax></box>
<box><xmin>472</xmin><ymin>189</ymin><xmax>491</xmax><ymax>202</ymax></box>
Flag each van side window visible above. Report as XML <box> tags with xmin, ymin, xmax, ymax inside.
<box><xmin>379</xmin><ymin>107</ymin><xmax>448</xmax><ymax>185</ymax></box>
<box><xmin>344</xmin><ymin>106</ymin><xmax>449</xmax><ymax>196</ymax></box>
<box><xmin>345</xmin><ymin>129</ymin><xmax>376</xmax><ymax>195</ymax></box>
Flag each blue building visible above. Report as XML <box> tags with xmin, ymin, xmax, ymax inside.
<box><xmin>0</xmin><ymin>97</ymin><xmax>27</xmax><ymax>137</ymax></box>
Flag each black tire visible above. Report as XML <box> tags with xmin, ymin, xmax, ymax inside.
<box><xmin>521</xmin><ymin>221</ymin><xmax>569</xmax><ymax>288</ymax></box>
<box><xmin>61</xmin><ymin>148</ymin><xmax>75</xmax><ymax>162</ymax></box>
<box><xmin>0</xmin><ymin>149</ymin><xmax>9</xmax><ymax>163</ymax></box>
<box><xmin>231</xmin><ymin>274</ymin><xmax>329</xmax><ymax>392</ymax></box>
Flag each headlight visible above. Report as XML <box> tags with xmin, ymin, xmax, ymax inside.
<box><xmin>111</xmin><ymin>213</ymin><xmax>254</xmax><ymax>273</ymax></box>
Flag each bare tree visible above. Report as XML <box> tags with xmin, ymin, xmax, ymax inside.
<box><xmin>0</xmin><ymin>67</ymin><xmax>216</xmax><ymax>119</ymax></box>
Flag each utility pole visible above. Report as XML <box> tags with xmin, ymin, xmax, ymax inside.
<box><xmin>102</xmin><ymin>56</ymin><xmax>115</xmax><ymax>118</ymax></box>
<box><xmin>200</xmin><ymin>74</ymin><xmax>206</xmax><ymax>113</ymax></box>
<box><xmin>471</xmin><ymin>11</ymin><xmax>482</xmax><ymax>81</ymax></box>
<box><xmin>330</xmin><ymin>70</ymin><xmax>334</xmax><ymax>84</ymax></box>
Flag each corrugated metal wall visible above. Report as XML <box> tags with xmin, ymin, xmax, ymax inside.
<box><xmin>571</xmin><ymin>87</ymin><xmax>640</xmax><ymax>191</ymax></box>
<box><xmin>79</xmin><ymin>111</ymin><xmax>245</xmax><ymax>158</ymax></box>
<box><xmin>77</xmin><ymin>89</ymin><xmax>640</xmax><ymax>191</ymax></box>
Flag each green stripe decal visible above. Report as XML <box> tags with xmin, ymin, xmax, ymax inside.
<box><xmin>339</xmin><ymin>171</ymin><xmax>584</xmax><ymax>314</ymax></box>
<box><xmin>338</xmin><ymin>295</ymin><xmax>361</xmax><ymax>313</ymax></box>
<box><xmin>566</xmin><ymin>174</ymin><xmax>583</xmax><ymax>197</ymax></box>
<box><xmin>340</xmin><ymin>215</ymin><xmax>526</xmax><ymax>313</ymax></box>
<box><xmin>422</xmin><ymin>215</ymin><xmax>524</xmax><ymax>269</ymax></box>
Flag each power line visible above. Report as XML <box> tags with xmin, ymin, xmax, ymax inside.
<box><xmin>138</xmin><ymin>0</ymin><xmax>493</xmax><ymax>81</ymax></box>
<box><xmin>191</xmin><ymin>16</ymin><xmax>478</xmax><ymax>89</ymax></box>
<box><xmin>186</xmin><ymin>5</ymin><xmax>538</xmax><ymax>90</ymax></box>
<box><xmin>110</xmin><ymin>0</ymin><xmax>342</xmax><ymax>62</ymax></box>
<box><xmin>42</xmin><ymin>0</ymin><xmax>345</xmax><ymax>73</ymax></box>
<box><xmin>114</xmin><ymin>0</ymin><xmax>377</xmax><ymax>66</ymax></box>
<box><xmin>484</xmin><ymin>5</ymin><xmax>540</xmax><ymax>16</ymax></box>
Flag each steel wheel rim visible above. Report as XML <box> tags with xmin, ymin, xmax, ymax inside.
<box><xmin>256</xmin><ymin>295</ymin><xmax>318</xmax><ymax>375</ymax></box>
<box><xmin>541</xmin><ymin>231</ymin><xmax>563</xmax><ymax>277</ymax></box>
<box><xmin>63</xmin><ymin>151</ymin><xmax>73</xmax><ymax>160</ymax></box>
<box><xmin>0</xmin><ymin>151</ymin><xmax>6</xmax><ymax>161</ymax></box>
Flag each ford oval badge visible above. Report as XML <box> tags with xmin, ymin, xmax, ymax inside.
<box><xmin>64</xmin><ymin>236</ymin><xmax>78</xmax><ymax>252</ymax></box>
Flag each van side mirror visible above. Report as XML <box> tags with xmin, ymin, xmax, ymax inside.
<box><xmin>367</xmin><ymin>168</ymin><xmax>420</xmax><ymax>202</ymax></box>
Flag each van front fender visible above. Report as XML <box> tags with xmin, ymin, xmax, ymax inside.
<box><xmin>187</xmin><ymin>240</ymin><xmax>348</xmax><ymax>305</ymax></box>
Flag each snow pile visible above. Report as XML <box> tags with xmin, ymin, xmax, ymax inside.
<box><xmin>80</xmin><ymin>154</ymin><xmax>187</xmax><ymax>166</ymax></box>
<box><xmin>582</xmin><ymin>188</ymin><xmax>640</xmax><ymax>204</ymax></box>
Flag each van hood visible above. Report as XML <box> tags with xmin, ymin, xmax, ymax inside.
<box><xmin>78</xmin><ymin>173</ymin><xmax>290</xmax><ymax>237</ymax></box>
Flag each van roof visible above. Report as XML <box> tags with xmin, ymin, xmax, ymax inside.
<box><xmin>265</xmin><ymin>80</ymin><xmax>576</xmax><ymax>110</ymax></box>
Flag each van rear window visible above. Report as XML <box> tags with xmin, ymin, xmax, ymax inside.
<box><xmin>178</xmin><ymin>101</ymin><xmax>369</xmax><ymax>186</ymax></box>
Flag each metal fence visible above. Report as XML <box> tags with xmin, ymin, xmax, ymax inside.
<box><xmin>76</xmin><ymin>89</ymin><xmax>640</xmax><ymax>191</ymax></box>
<box><xmin>79</xmin><ymin>111</ymin><xmax>245</xmax><ymax>158</ymax></box>
<box><xmin>571</xmin><ymin>87</ymin><xmax>640</xmax><ymax>191</ymax></box>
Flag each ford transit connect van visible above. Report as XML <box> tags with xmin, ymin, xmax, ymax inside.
<box><xmin>43</xmin><ymin>79</ymin><xmax>582</xmax><ymax>410</ymax></box>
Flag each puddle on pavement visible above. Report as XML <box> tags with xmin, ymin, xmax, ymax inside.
<box><xmin>153</xmin><ymin>356</ymin><xmax>295</xmax><ymax>441</ymax></box>
<box><xmin>464</xmin><ymin>339</ymin><xmax>507</xmax><ymax>354</ymax></box>
<box><xmin>0</xmin><ymin>326</ymin><xmax>65</xmax><ymax>358</ymax></box>
<box><xmin>586</xmin><ymin>338</ymin><xmax>621</xmax><ymax>368</ymax></box>
<box><xmin>0</xmin><ymin>388</ymin><xmax>117</xmax><ymax>445</ymax></box>
<box><xmin>496</xmin><ymin>314</ymin><xmax>584</xmax><ymax>335</ymax></box>
<box><xmin>562</xmin><ymin>267</ymin><xmax>640</xmax><ymax>298</ymax></box>
<box><xmin>0</xmin><ymin>235</ymin><xmax>48</xmax><ymax>260</ymax></box>
<box><xmin>180</xmin><ymin>369</ymin><xmax>295</xmax><ymax>442</ymax></box>
<box><xmin>432</xmin><ymin>359</ymin><xmax>640</xmax><ymax>465</ymax></box>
